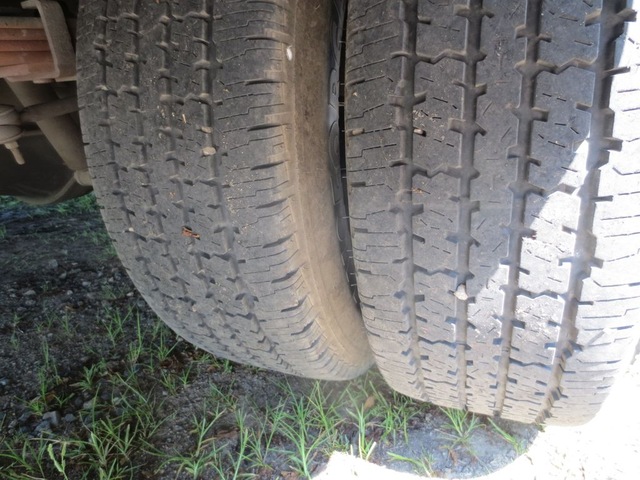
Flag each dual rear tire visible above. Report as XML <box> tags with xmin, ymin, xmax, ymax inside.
<box><xmin>345</xmin><ymin>0</ymin><xmax>640</xmax><ymax>425</ymax></box>
<box><xmin>77</xmin><ymin>0</ymin><xmax>371</xmax><ymax>380</ymax></box>
<box><xmin>78</xmin><ymin>0</ymin><xmax>640</xmax><ymax>425</ymax></box>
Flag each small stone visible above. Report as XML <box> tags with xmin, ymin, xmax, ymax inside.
<box><xmin>24</xmin><ymin>299</ymin><xmax>36</xmax><ymax>307</ymax></box>
<box><xmin>201</xmin><ymin>146</ymin><xmax>217</xmax><ymax>156</ymax></box>
<box><xmin>63</xmin><ymin>413</ymin><xmax>76</xmax><ymax>423</ymax></box>
<box><xmin>81</xmin><ymin>281</ymin><xmax>91</xmax><ymax>288</ymax></box>
<box><xmin>59</xmin><ymin>272</ymin><xmax>67</xmax><ymax>280</ymax></box>
<box><xmin>0</xmin><ymin>378</ymin><xmax>9</xmax><ymax>387</ymax></box>
<box><xmin>66</xmin><ymin>290</ymin><xmax>73</xmax><ymax>296</ymax></box>
<box><xmin>82</xmin><ymin>399</ymin><xmax>94</xmax><ymax>410</ymax></box>
<box><xmin>47</xmin><ymin>259</ymin><xmax>59</xmax><ymax>269</ymax></box>
<box><xmin>453</xmin><ymin>284</ymin><xmax>469</xmax><ymax>301</ymax></box>
<box><xmin>43</xmin><ymin>411</ymin><xmax>61</xmax><ymax>426</ymax></box>
<box><xmin>82</xmin><ymin>415</ymin><xmax>94</xmax><ymax>427</ymax></box>
<box><xmin>34</xmin><ymin>420</ymin><xmax>51</xmax><ymax>435</ymax></box>
<box><xmin>24</xmin><ymin>289</ymin><xmax>36</xmax><ymax>296</ymax></box>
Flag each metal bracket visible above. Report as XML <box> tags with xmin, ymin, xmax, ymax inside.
<box><xmin>0</xmin><ymin>96</ymin><xmax>79</xmax><ymax>166</ymax></box>
<box><xmin>0</xmin><ymin>105</ymin><xmax>25</xmax><ymax>164</ymax></box>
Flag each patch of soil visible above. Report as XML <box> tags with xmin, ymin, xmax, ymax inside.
<box><xmin>1</xmin><ymin>208</ymin><xmax>121</xmax><ymax>405</ymax></box>
<box><xmin>0</xmin><ymin>200</ymin><xmax>299</xmax><ymax>478</ymax></box>
<box><xmin>0</xmin><ymin>204</ymin><xmax>144</xmax><ymax>428</ymax></box>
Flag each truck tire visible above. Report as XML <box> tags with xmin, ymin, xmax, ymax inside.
<box><xmin>76</xmin><ymin>0</ymin><xmax>372</xmax><ymax>380</ymax></box>
<box><xmin>345</xmin><ymin>0</ymin><xmax>639</xmax><ymax>424</ymax></box>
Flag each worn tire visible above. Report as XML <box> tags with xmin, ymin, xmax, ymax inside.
<box><xmin>345</xmin><ymin>0</ymin><xmax>640</xmax><ymax>424</ymax></box>
<box><xmin>76</xmin><ymin>0</ymin><xmax>372</xmax><ymax>380</ymax></box>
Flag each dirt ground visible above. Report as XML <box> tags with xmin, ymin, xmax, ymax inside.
<box><xmin>1</xmin><ymin>197</ymin><xmax>638</xmax><ymax>479</ymax></box>
<box><xmin>319</xmin><ymin>356</ymin><xmax>640</xmax><ymax>480</ymax></box>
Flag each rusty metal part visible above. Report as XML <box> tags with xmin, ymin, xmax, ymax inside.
<box><xmin>0</xmin><ymin>0</ymin><xmax>75</xmax><ymax>83</ymax></box>
<box><xmin>0</xmin><ymin>23</ymin><xmax>47</xmax><ymax>41</ymax></box>
<box><xmin>7</xmin><ymin>81</ymin><xmax>86</xmax><ymax>175</ymax></box>
<box><xmin>0</xmin><ymin>17</ymin><xmax>51</xmax><ymax>81</ymax></box>
<box><xmin>22</xmin><ymin>0</ymin><xmax>75</xmax><ymax>81</ymax></box>
<box><xmin>17</xmin><ymin>174</ymin><xmax>90</xmax><ymax>205</ymax></box>
<box><xmin>0</xmin><ymin>40</ymin><xmax>50</xmax><ymax>52</ymax></box>
<box><xmin>0</xmin><ymin>104</ymin><xmax>24</xmax><ymax>164</ymax></box>
<box><xmin>0</xmin><ymin>93</ymin><xmax>79</xmax><ymax>166</ymax></box>
<box><xmin>21</xmin><ymin>95</ymin><xmax>77</xmax><ymax>123</ymax></box>
<box><xmin>0</xmin><ymin>104</ymin><xmax>21</xmax><ymax>142</ymax></box>
<box><xmin>0</xmin><ymin>17</ymin><xmax>44</xmax><ymax>30</ymax></box>
<box><xmin>0</xmin><ymin>3</ymin><xmax>88</xmax><ymax>188</ymax></box>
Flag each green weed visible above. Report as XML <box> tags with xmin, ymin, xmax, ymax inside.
<box><xmin>125</xmin><ymin>310</ymin><xmax>144</xmax><ymax>367</ymax></box>
<box><xmin>225</xmin><ymin>408</ymin><xmax>253</xmax><ymax>479</ymax></box>
<box><xmin>440</xmin><ymin>407</ymin><xmax>483</xmax><ymax>447</ymax></box>
<box><xmin>54</xmin><ymin>193</ymin><xmax>98</xmax><ymax>215</ymax></box>
<box><xmin>388</xmin><ymin>451</ymin><xmax>435</xmax><ymax>477</ymax></box>
<box><xmin>159</xmin><ymin>369</ymin><xmax>179</xmax><ymax>395</ymax></box>
<box><xmin>0</xmin><ymin>436</ymin><xmax>50</xmax><ymax>479</ymax></box>
<box><xmin>209</xmin><ymin>382</ymin><xmax>238</xmax><ymax>412</ymax></box>
<box><xmin>2</xmin><ymin>297</ymin><xmax>458</xmax><ymax>479</ymax></box>
<box><xmin>346</xmin><ymin>389</ymin><xmax>378</xmax><ymax>461</ymax></box>
<box><xmin>245</xmin><ymin>401</ymin><xmax>283</xmax><ymax>471</ymax></box>
<box><xmin>488</xmin><ymin>418</ymin><xmax>526</xmax><ymax>455</ymax></box>
<box><xmin>370</xmin><ymin>385</ymin><xmax>420</xmax><ymax>444</ymax></box>
<box><xmin>0</xmin><ymin>195</ymin><xmax>22</xmax><ymax>210</ymax></box>
<box><xmin>47</xmin><ymin>441</ymin><xmax>71</xmax><ymax>480</ymax></box>
<box><xmin>161</xmin><ymin>407</ymin><xmax>227</xmax><ymax>479</ymax></box>
<box><xmin>278</xmin><ymin>399</ymin><xmax>327</xmax><ymax>478</ymax></box>
<box><xmin>73</xmin><ymin>362</ymin><xmax>105</xmax><ymax>391</ymax></box>
<box><xmin>100</xmin><ymin>306</ymin><xmax>130</xmax><ymax>346</ymax></box>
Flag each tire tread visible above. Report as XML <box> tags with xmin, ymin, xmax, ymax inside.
<box><xmin>346</xmin><ymin>0</ymin><xmax>639</xmax><ymax>423</ymax></box>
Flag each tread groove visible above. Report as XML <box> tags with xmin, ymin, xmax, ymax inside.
<box><xmin>394</xmin><ymin>0</ymin><xmax>428</xmax><ymax>399</ymax></box>
<box><xmin>494</xmin><ymin>0</ymin><xmax>545</xmax><ymax>415</ymax></box>
<box><xmin>536</xmin><ymin>0</ymin><xmax>632</xmax><ymax>423</ymax></box>
<box><xmin>448</xmin><ymin>0</ymin><xmax>491</xmax><ymax>409</ymax></box>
